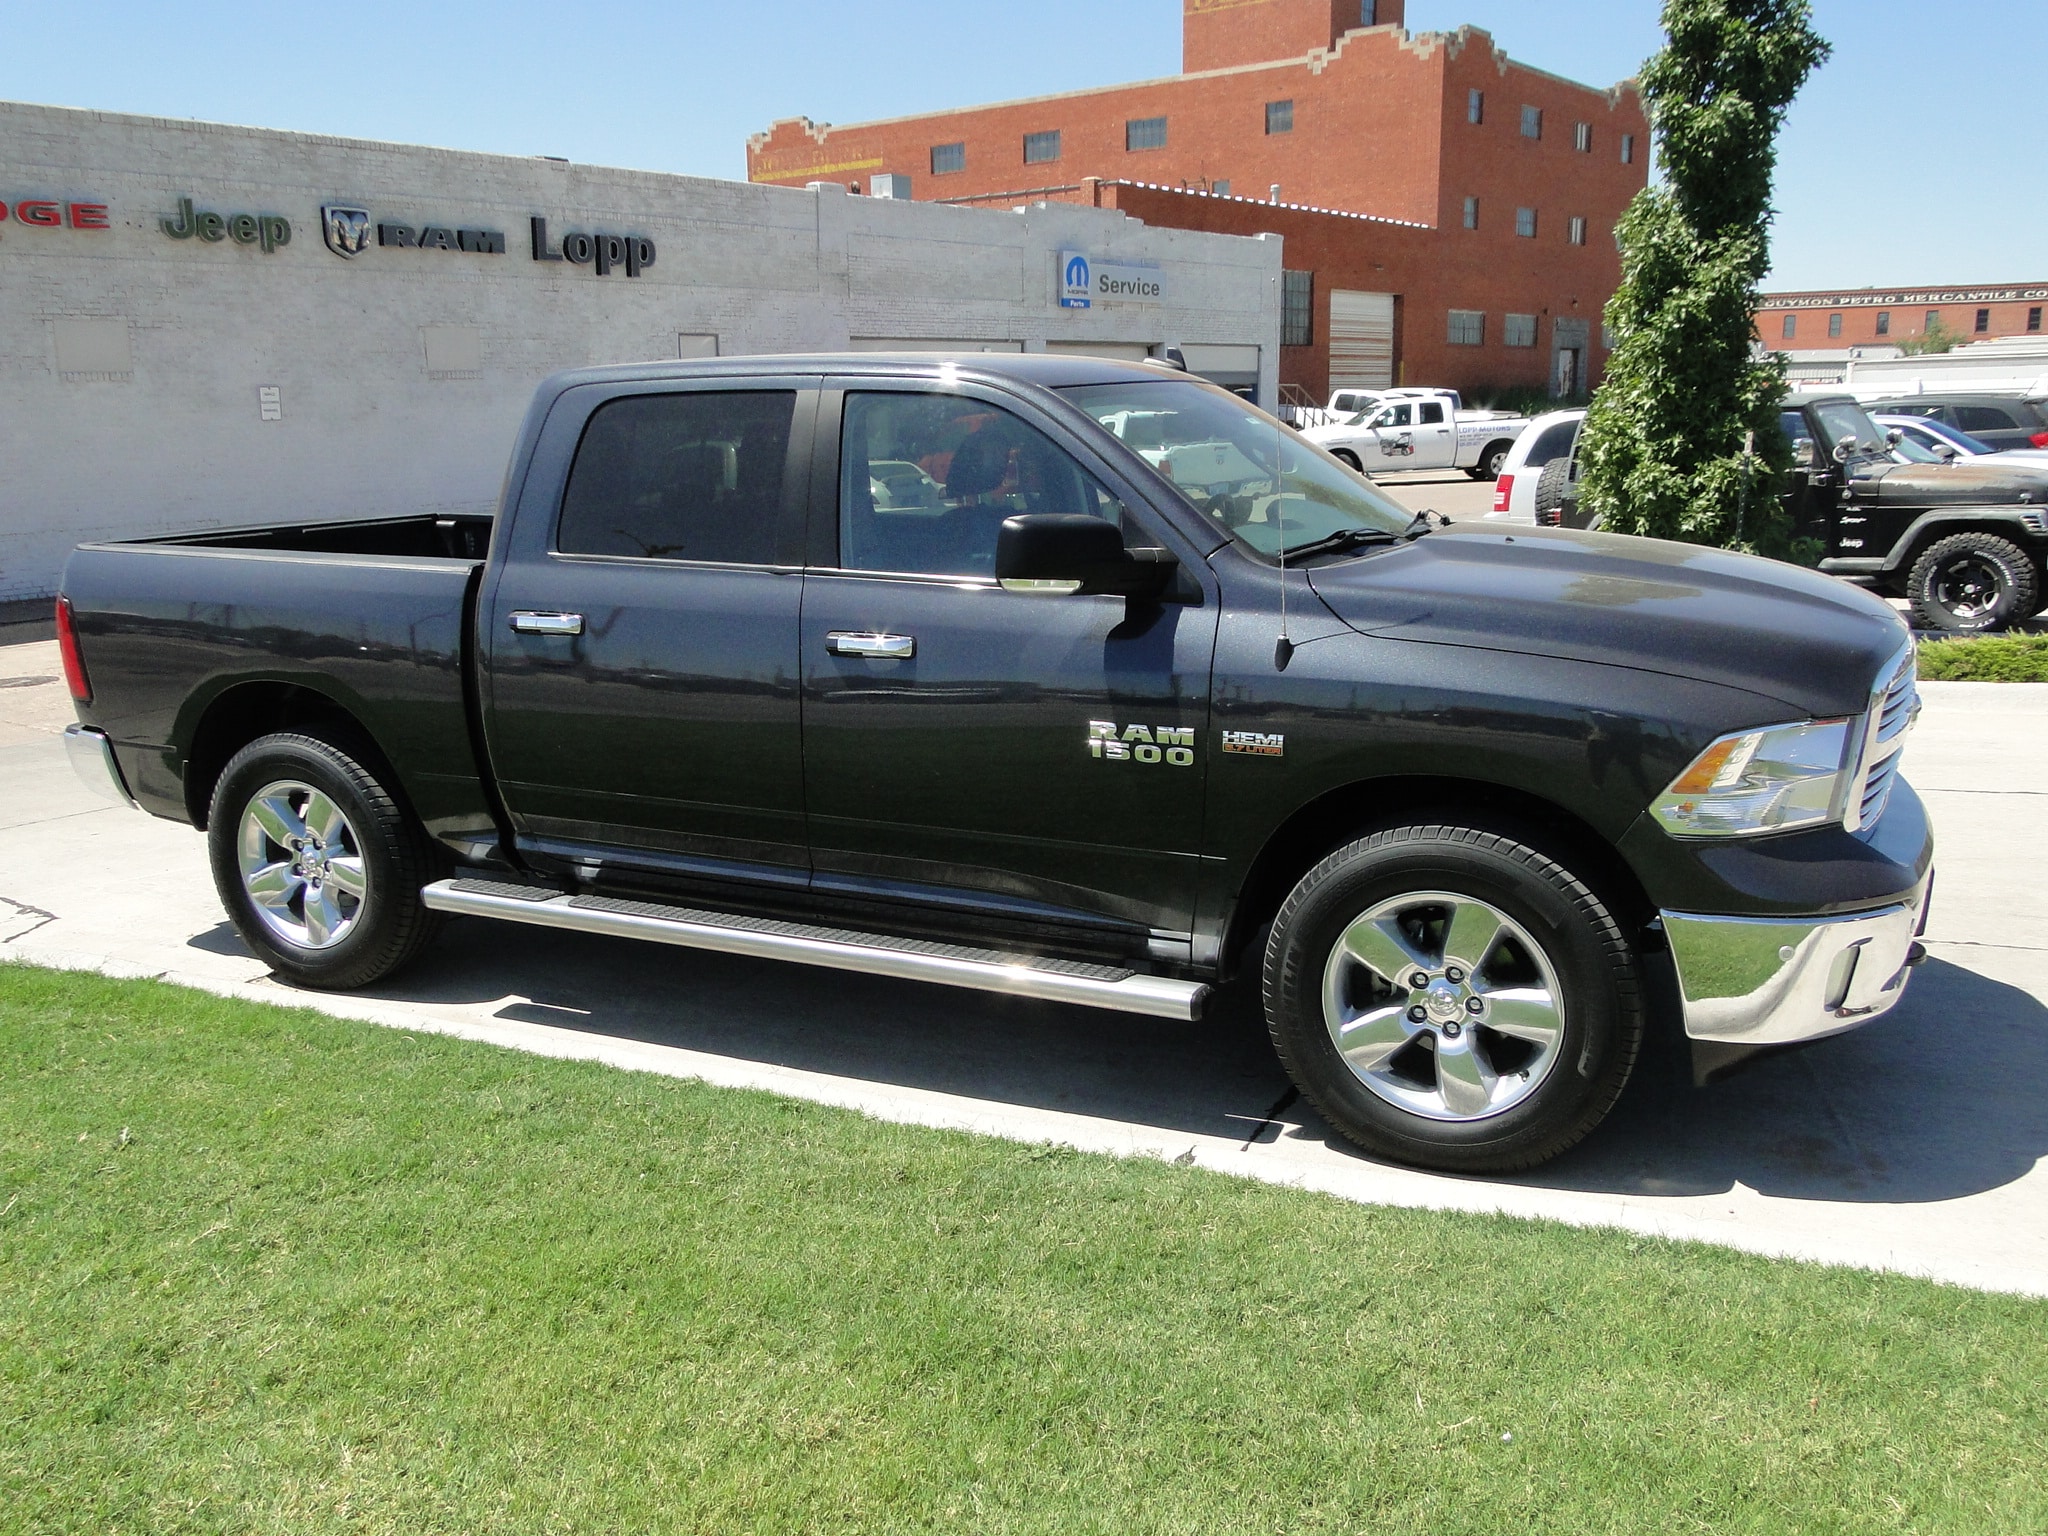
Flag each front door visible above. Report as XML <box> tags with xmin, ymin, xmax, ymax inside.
<box><xmin>481</xmin><ymin>382</ymin><xmax>814</xmax><ymax>882</ymax></box>
<box><xmin>1362</xmin><ymin>400</ymin><xmax>1419</xmax><ymax>469</ymax></box>
<box><xmin>798</xmin><ymin>383</ymin><xmax>1218</xmax><ymax>942</ymax></box>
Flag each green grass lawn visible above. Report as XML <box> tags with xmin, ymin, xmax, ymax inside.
<box><xmin>2</xmin><ymin>964</ymin><xmax>2043</xmax><ymax>1534</ymax></box>
<box><xmin>1918</xmin><ymin>633</ymin><xmax>2048</xmax><ymax>682</ymax></box>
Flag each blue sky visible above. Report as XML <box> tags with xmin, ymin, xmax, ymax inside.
<box><xmin>0</xmin><ymin>0</ymin><xmax>2036</xmax><ymax>290</ymax></box>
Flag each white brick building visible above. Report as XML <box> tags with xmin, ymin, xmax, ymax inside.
<box><xmin>0</xmin><ymin>101</ymin><xmax>1281</xmax><ymax>601</ymax></box>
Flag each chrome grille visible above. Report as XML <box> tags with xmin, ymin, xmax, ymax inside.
<box><xmin>1848</xmin><ymin>645</ymin><xmax>1918</xmax><ymax>831</ymax></box>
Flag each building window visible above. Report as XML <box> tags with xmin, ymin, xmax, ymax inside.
<box><xmin>1515</xmin><ymin>207</ymin><xmax>1538</xmax><ymax>238</ymax></box>
<box><xmin>1827</xmin><ymin>313</ymin><xmax>1843</xmax><ymax>338</ymax></box>
<box><xmin>930</xmin><ymin>142</ymin><xmax>965</xmax><ymax>176</ymax></box>
<box><xmin>1462</xmin><ymin>196</ymin><xmax>1479</xmax><ymax>230</ymax></box>
<box><xmin>1568</xmin><ymin>215</ymin><xmax>1587</xmax><ymax>245</ymax></box>
<box><xmin>1975</xmin><ymin>307</ymin><xmax>1992</xmax><ymax>334</ymax></box>
<box><xmin>1504</xmin><ymin>314</ymin><xmax>1538</xmax><ymax>348</ymax></box>
<box><xmin>1782</xmin><ymin>314</ymin><xmax>1797</xmax><ymax>340</ymax></box>
<box><xmin>1621</xmin><ymin>133</ymin><xmax>1636</xmax><ymax>164</ymax></box>
<box><xmin>1360</xmin><ymin>0</ymin><xmax>1378</xmax><ymax>23</ymax></box>
<box><xmin>1926</xmin><ymin>309</ymin><xmax>1940</xmax><ymax>331</ymax></box>
<box><xmin>1266</xmin><ymin>99</ymin><xmax>1294</xmax><ymax>135</ymax></box>
<box><xmin>1468</xmin><ymin>89</ymin><xmax>1484</xmax><ymax>125</ymax></box>
<box><xmin>1282</xmin><ymin>269</ymin><xmax>1314</xmax><ymax>347</ymax></box>
<box><xmin>2030</xmin><ymin>307</ymin><xmax>2043</xmax><ymax>333</ymax></box>
<box><xmin>1574</xmin><ymin>122</ymin><xmax>1592</xmax><ymax>152</ymax></box>
<box><xmin>1448</xmin><ymin>310</ymin><xmax>1486</xmax><ymax>346</ymax></box>
<box><xmin>1212</xmin><ymin>179</ymin><xmax>1231</xmax><ymax>197</ymax></box>
<box><xmin>1126</xmin><ymin>116</ymin><xmax>1168</xmax><ymax>151</ymax></box>
<box><xmin>1876</xmin><ymin>310</ymin><xmax>1891</xmax><ymax>336</ymax></box>
<box><xmin>1521</xmin><ymin>106</ymin><xmax>1543</xmax><ymax>139</ymax></box>
<box><xmin>1023</xmin><ymin>130</ymin><xmax>1061</xmax><ymax>165</ymax></box>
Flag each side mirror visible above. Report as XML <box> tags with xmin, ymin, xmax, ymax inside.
<box><xmin>1832</xmin><ymin>439</ymin><xmax>1855</xmax><ymax>465</ymax></box>
<box><xmin>995</xmin><ymin>514</ymin><xmax>1177</xmax><ymax>600</ymax></box>
<box><xmin>1934</xmin><ymin>442</ymin><xmax>1958</xmax><ymax>462</ymax></box>
<box><xmin>1792</xmin><ymin>439</ymin><xmax>1817</xmax><ymax>470</ymax></box>
<box><xmin>1886</xmin><ymin>427</ymin><xmax>1904</xmax><ymax>447</ymax></box>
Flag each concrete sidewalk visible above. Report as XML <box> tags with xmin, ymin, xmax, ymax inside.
<box><xmin>4</xmin><ymin>630</ymin><xmax>2045</xmax><ymax>1296</ymax></box>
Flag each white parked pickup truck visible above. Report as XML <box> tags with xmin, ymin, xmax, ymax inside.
<box><xmin>1304</xmin><ymin>390</ymin><xmax>1532</xmax><ymax>480</ymax></box>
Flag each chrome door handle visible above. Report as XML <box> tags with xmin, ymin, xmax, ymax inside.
<box><xmin>509</xmin><ymin>611</ymin><xmax>585</xmax><ymax>636</ymax></box>
<box><xmin>827</xmin><ymin>631</ymin><xmax>915</xmax><ymax>660</ymax></box>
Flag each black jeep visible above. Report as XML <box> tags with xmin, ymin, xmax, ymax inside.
<box><xmin>1536</xmin><ymin>392</ymin><xmax>2048</xmax><ymax>631</ymax></box>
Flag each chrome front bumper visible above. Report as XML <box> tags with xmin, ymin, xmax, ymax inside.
<box><xmin>1662</xmin><ymin>873</ymin><xmax>1932</xmax><ymax>1046</ymax></box>
<box><xmin>62</xmin><ymin>724</ymin><xmax>137</xmax><ymax>809</ymax></box>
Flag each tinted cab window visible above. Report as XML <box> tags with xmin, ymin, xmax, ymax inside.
<box><xmin>558</xmin><ymin>392</ymin><xmax>795</xmax><ymax>563</ymax></box>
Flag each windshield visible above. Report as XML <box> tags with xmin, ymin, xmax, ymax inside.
<box><xmin>1809</xmin><ymin>399</ymin><xmax>1890</xmax><ymax>458</ymax></box>
<box><xmin>1061</xmin><ymin>379</ymin><xmax>1416</xmax><ymax>556</ymax></box>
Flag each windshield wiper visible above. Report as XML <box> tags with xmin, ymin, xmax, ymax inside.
<box><xmin>1280</xmin><ymin>513</ymin><xmax>1436</xmax><ymax>562</ymax></box>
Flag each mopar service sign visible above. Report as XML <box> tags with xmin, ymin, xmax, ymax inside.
<box><xmin>1058</xmin><ymin>250</ymin><xmax>1167</xmax><ymax>308</ymax></box>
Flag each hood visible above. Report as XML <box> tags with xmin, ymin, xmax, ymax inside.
<box><xmin>1304</xmin><ymin>525</ymin><xmax>1909</xmax><ymax>719</ymax></box>
<box><xmin>1856</xmin><ymin>458</ymin><xmax>2048</xmax><ymax>507</ymax></box>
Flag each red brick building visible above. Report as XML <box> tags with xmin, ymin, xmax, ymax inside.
<box><xmin>1755</xmin><ymin>283</ymin><xmax>2048</xmax><ymax>353</ymax></box>
<box><xmin>748</xmin><ymin>0</ymin><xmax>1647</xmax><ymax>402</ymax></box>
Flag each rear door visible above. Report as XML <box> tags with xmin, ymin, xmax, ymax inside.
<box><xmin>796</xmin><ymin>380</ymin><xmax>1218</xmax><ymax>947</ymax></box>
<box><xmin>480</xmin><ymin>379</ymin><xmax>815</xmax><ymax>884</ymax></box>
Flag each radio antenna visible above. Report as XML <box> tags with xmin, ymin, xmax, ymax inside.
<box><xmin>1274</xmin><ymin>403</ymin><xmax>1294</xmax><ymax>671</ymax></box>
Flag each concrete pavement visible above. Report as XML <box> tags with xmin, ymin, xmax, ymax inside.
<box><xmin>4</xmin><ymin>626</ymin><xmax>2045</xmax><ymax>1296</ymax></box>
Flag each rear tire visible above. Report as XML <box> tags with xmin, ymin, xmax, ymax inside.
<box><xmin>1907</xmin><ymin>532</ymin><xmax>2039</xmax><ymax>632</ymax></box>
<box><xmin>208</xmin><ymin>731</ymin><xmax>442</xmax><ymax>989</ymax></box>
<box><xmin>1262</xmin><ymin>825</ymin><xmax>1643</xmax><ymax>1173</ymax></box>
<box><xmin>1332</xmin><ymin>448</ymin><xmax>1363</xmax><ymax>471</ymax></box>
<box><xmin>1469</xmin><ymin>442</ymin><xmax>1513</xmax><ymax>480</ymax></box>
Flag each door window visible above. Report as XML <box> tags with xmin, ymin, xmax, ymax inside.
<box><xmin>1953</xmin><ymin>405</ymin><xmax>2018</xmax><ymax>433</ymax></box>
<box><xmin>1418</xmin><ymin>402</ymin><xmax>1446</xmax><ymax>425</ymax></box>
<box><xmin>557</xmin><ymin>392</ymin><xmax>795</xmax><ymax>563</ymax></box>
<box><xmin>839</xmin><ymin>393</ymin><xmax>1125</xmax><ymax>577</ymax></box>
<box><xmin>1374</xmin><ymin>403</ymin><xmax>1414</xmax><ymax>428</ymax></box>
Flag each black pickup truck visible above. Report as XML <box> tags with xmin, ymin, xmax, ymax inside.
<box><xmin>57</xmin><ymin>354</ymin><xmax>1933</xmax><ymax>1173</ymax></box>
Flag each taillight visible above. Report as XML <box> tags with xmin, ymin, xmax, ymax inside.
<box><xmin>55</xmin><ymin>595</ymin><xmax>92</xmax><ymax>704</ymax></box>
<box><xmin>1492</xmin><ymin>474</ymin><xmax>1514</xmax><ymax>514</ymax></box>
<box><xmin>2030</xmin><ymin>430</ymin><xmax>2048</xmax><ymax>449</ymax></box>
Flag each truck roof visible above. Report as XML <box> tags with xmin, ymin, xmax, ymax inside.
<box><xmin>538</xmin><ymin>352</ymin><xmax>1190</xmax><ymax>397</ymax></box>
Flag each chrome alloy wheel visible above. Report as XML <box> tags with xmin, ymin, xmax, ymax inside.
<box><xmin>236</xmin><ymin>779</ymin><xmax>368</xmax><ymax>949</ymax></box>
<box><xmin>1321</xmin><ymin>890</ymin><xmax>1566</xmax><ymax>1122</ymax></box>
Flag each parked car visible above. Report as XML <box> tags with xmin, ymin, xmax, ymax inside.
<box><xmin>1537</xmin><ymin>393</ymin><xmax>2048</xmax><ymax>631</ymax></box>
<box><xmin>1874</xmin><ymin>413</ymin><xmax>2048</xmax><ymax>474</ymax></box>
<box><xmin>1488</xmin><ymin>409</ymin><xmax>1586</xmax><ymax>523</ymax></box>
<box><xmin>59</xmin><ymin>353</ymin><xmax>1934</xmax><ymax>1174</ymax></box>
<box><xmin>1863</xmin><ymin>393</ymin><xmax>2048</xmax><ymax>454</ymax></box>
<box><xmin>1303</xmin><ymin>390</ymin><xmax>1531</xmax><ymax>480</ymax></box>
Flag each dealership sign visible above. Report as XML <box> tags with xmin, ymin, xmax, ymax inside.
<box><xmin>160</xmin><ymin>196</ymin><xmax>290</xmax><ymax>253</ymax></box>
<box><xmin>1</xmin><ymin>197</ymin><xmax>109</xmax><ymax>230</ymax></box>
<box><xmin>530</xmin><ymin>217</ymin><xmax>655</xmax><ymax>277</ymax></box>
<box><xmin>1058</xmin><ymin>250</ymin><xmax>1165</xmax><ymax>309</ymax></box>
<box><xmin>321</xmin><ymin>203</ymin><xmax>506</xmax><ymax>259</ymax></box>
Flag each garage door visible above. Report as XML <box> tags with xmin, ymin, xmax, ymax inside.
<box><xmin>1327</xmin><ymin>290</ymin><xmax>1395</xmax><ymax>393</ymax></box>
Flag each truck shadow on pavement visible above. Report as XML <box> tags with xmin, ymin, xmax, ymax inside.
<box><xmin>235</xmin><ymin>918</ymin><xmax>2044</xmax><ymax>1205</ymax></box>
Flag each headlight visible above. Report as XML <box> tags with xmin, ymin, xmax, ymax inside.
<box><xmin>1650</xmin><ymin>719</ymin><xmax>1857</xmax><ymax>838</ymax></box>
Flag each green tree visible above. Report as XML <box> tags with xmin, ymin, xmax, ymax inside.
<box><xmin>1898</xmin><ymin>316</ymin><xmax>1963</xmax><ymax>355</ymax></box>
<box><xmin>1577</xmin><ymin>0</ymin><xmax>1830</xmax><ymax>557</ymax></box>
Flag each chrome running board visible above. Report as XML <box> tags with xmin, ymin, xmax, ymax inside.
<box><xmin>421</xmin><ymin>879</ymin><xmax>1209</xmax><ymax>1021</ymax></box>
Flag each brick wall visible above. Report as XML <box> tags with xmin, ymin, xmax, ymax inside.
<box><xmin>748</xmin><ymin>23</ymin><xmax>1635</xmax><ymax>237</ymax></box>
<box><xmin>1104</xmin><ymin>180</ymin><xmax>1627</xmax><ymax>401</ymax></box>
<box><xmin>1755</xmin><ymin>287</ymin><xmax>2048</xmax><ymax>351</ymax></box>
<box><xmin>1181</xmin><ymin>0</ymin><xmax>1406</xmax><ymax>73</ymax></box>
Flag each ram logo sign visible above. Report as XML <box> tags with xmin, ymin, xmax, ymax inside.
<box><xmin>321</xmin><ymin>205</ymin><xmax>372</xmax><ymax>258</ymax></box>
<box><xmin>1087</xmin><ymin>721</ymin><xmax>1195</xmax><ymax>766</ymax></box>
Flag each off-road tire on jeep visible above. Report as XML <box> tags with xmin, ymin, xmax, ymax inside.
<box><xmin>208</xmin><ymin>730</ymin><xmax>443</xmax><ymax>989</ymax></box>
<box><xmin>1467</xmin><ymin>441</ymin><xmax>1515</xmax><ymax>481</ymax></box>
<box><xmin>1906</xmin><ymin>531</ymin><xmax>2040</xmax><ymax>632</ymax></box>
<box><xmin>1263</xmin><ymin>825</ymin><xmax>1643</xmax><ymax>1173</ymax></box>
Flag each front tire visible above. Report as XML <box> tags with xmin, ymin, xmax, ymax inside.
<box><xmin>1331</xmin><ymin>448</ymin><xmax>1363</xmax><ymax>471</ymax></box>
<box><xmin>1907</xmin><ymin>532</ymin><xmax>2039</xmax><ymax>632</ymax></box>
<box><xmin>208</xmin><ymin>731</ymin><xmax>442</xmax><ymax>989</ymax></box>
<box><xmin>1263</xmin><ymin>825</ymin><xmax>1643</xmax><ymax>1172</ymax></box>
<box><xmin>1469</xmin><ymin>442</ymin><xmax>1513</xmax><ymax>480</ymax></box>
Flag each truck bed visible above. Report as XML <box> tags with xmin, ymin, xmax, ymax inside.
<box><xmin>61</xmin><ymin>513</ymin><xmax>498</xmax><ymax>854</ymax></box>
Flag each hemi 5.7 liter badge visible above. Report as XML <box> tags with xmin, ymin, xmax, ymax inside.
<box><xmin>1222</xmin><ymin>730</ymin><xmax>1285</xmax><ymax>758</ymax></box>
